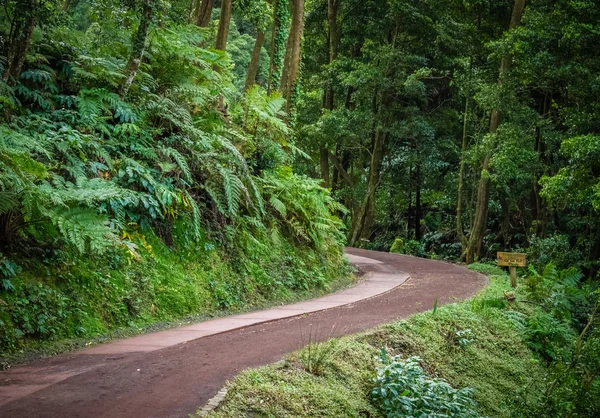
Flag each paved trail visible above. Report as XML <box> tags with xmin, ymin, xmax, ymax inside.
<box><xmin>0</xmin><ymin>248</ymin><xmax>486</xmax><ymax>418</ymax></box>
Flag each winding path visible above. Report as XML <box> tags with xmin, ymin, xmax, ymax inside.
<box><xmin>0</xmin><ymin>248</ymin><xmax>486</xmax><ymax>418</ymax></box>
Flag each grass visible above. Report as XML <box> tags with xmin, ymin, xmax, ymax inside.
<box><xmin>203</xmin><ymin>267</ymin><xmax>549</xmax><ymax>418</ymax></box>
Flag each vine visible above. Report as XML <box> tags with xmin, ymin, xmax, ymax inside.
<box><xmin>268</xmin><ymin>0</ymin><xmax>290</xmax><ymax>93</ymax></box>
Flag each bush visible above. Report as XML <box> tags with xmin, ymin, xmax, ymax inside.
<box><xmin>372</xmin><ymin>350</ymin><xmax>479</xmax><ymax>418</ymax></box>
<box><xmin>390</xmin><ymin>238</ymin><xmax>426</xmax><ymax>257</ymax></box>
<box><xmin>527</xmin><ymin>234</ymin><xmax>582</xmax><ymax>272</ymax></box>
<box><xmin>404</xmin><ymin>240</ymin><xmax>426</xmax><ymax>257</ymax></box>
<box><xmin>390</xmin><ymin>238</ymin><xmax>405</xmax><ymax>254</ymax></box>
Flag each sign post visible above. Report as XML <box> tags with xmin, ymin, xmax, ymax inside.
<box><xmin>497</xmin><ymin>252</ymin><xmax>526</xmax><ymax>288</ymax></box>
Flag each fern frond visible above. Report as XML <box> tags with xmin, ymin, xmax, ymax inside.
<box><xmin>159</xmin><ymin>146</ymin><xmax>192</xmax><ymax>182</ymax></box>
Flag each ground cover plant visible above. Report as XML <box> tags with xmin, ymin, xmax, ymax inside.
<box><xmin>204</xmin><ymin>264</ymin><xmax>599</xmax><ymax>417</ymax></box>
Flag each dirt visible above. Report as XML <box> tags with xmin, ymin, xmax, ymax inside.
<box><xmin>0</xmin><ymin>248</ymin><xmax>486</xmax><ymax>418</ymax></box>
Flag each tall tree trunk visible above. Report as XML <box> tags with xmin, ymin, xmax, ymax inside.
<box><xmin>456</xmin><ymin>93</ymin><xmax>470</xmax><ymax>250</ymax></box>
<box><xmin>244</xmin><ymin>31</ymin><xmax>265</xmax><ymax>90</ymax></box>
<box><xmin>268</xmin><ymin>0</ymin><xmax>290</xmax><ymax>94</ymax></box>
<box><xmin>120</xmin><ymin>0</ymin><xmax>154</xmax><ymax>97</ymax></box>
<box><xmin>318</xmin><ymin>0</ymin><xmax>339</xmax><ymax>188</ymax></box>
<box><xmin>279</xmin><ymin>12</ymin><xmax>295</xmax><ymax>98</ymax></box>
<box><xmin>216</xmin><ymin>0</ymin><xmax>233</xmax><ymax>51</ymax></box>
<box><xmin>457</xmin><ymin>54</ymin><xmax>473</xmax><ymax>256</ymax></box>
<box><xmin>2</xmin><ymin>0</ymin><xmax>37</xmax><ymax>85</ymax></box>
<box><xmin>280</xmin><ymin>0</ymin><xmax>304</xmax><ymax>112</ymax></box>
<box><xmin>197</xmin><ymin>0</ymin><xmax>214</xmax><ymax>27</ymax></box>
<box><xmin>465</xmin><ymin>0</ymin><xmax>526</xmax><ymax>263</ymax></box>
<box><xmin>325</xmin><ymin>0</ymin><xmax>339</xmax><ymax>110</ymax></box>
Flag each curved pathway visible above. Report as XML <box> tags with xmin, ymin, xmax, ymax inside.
<box><xmin>0</xmin><ymin>248</ymin><xmax>486</xmax><ymax>418</ymax></box>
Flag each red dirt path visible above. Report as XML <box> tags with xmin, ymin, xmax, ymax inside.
<box><xmin>0</xmin><ymin>248</ymin><xmax>486</xmax><ymax>418</ymax></box>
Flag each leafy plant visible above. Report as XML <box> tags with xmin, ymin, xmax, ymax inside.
<box><xmin>372</xmin><ymin>350</ymin><xmax>479</xmax><ymax>418</ymax></box>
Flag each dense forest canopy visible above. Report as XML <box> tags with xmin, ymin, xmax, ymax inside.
<box><xmin>0</xmin><ymin>0</ymin><xmax>599</xmax><ymax>415</ymax></box>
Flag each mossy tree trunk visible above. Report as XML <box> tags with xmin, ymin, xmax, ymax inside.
<box><xmin>267</xmin><ymin>0</ymin><xmax>290</xmax><ymax>94</ymax></box>
<box><xmin>280</xmin><ymin>0</ymin><xmax>304</xmax><ymax>113</ymax></box>
<box><xmin>121</xmin><ymin>0</ymin><xmax>154</xmax><ymax>97</ymax></box>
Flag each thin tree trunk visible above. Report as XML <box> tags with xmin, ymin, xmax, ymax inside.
<box><xmin>279</xmin><ymin>13</ymin><xmax>294</xmax><ymax>97</ymax></box>
<box><xmin>457</xmin><ymin>54</ymin><xmax>473</xmax><ymax>256</ymax></box>
<box><xmin>215</xmin><ymin>0</ymin><xmax>233</xmax><ymax>51</ymax></box>
<box><xmin>196</xmin><ymin>0</ymin><xmax>214</xmax><ymax>27</ymax></box>
<box><xmin>120</xmin><ymin>0</ymin><xmax>153</xmax><ymax>97</ymax></box>
<box><xmin>319</xmin><ymin>0</ymin><xmax>339</xmax><ymax>188</ymax></box>
<box><xmin>319</xmin><ymin>146</ymin><xmax>330</xmax><ymax>187</ymax></box>
<box><xmin>325</xmin><ymin>0</ymin><xmax>339</xmax><ymax>110</ymax></box>
<box><xmin>415</xmin><ymin>165</ymin><xmax>421</xmax><ymax>241</ymax></box>
<box><xmin>350</xmin><ymin>129</ymin><xmax>386</xmax><ymax>245</ymax></box>
<box><xmin>465</xmin><ymin>0</ymin><xmax>526</xmax><ymax>263</ymax></box>
<box><xmin>331</xmin><ymin>143</ymin><xmax>340</xmax><ymax>190</ymax></box>
<box><xmin>456</xmin><ymin>93</ymin><xmax>470</xmax><ymax>249</ymax></box>
<box><xmin>3</xmin><ymin>0</ymin><xmax>36</xmax><ymax>85</ymax></box>
<box><xmin>268</xmin><ymin>0</ymin><xmax>289</xmax><ymax>94</ymax></box>
<box><xmin>245</xmin><ymin>31</ymin><xmax>265</xmax><ymax>90</ymax></box>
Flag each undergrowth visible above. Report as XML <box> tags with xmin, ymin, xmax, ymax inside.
<box><xmin>0</xmin><ymin>225</ymin><xmax>352</xmax><ymax>367</ymax></box>
<box><xmin>203</xmin><ymin>271</ymin><xmax>550</xmax><ymax>418</ymax></box>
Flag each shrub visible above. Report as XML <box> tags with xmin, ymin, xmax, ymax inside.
<box><xmin>372</xmin><ymin>350</ymin><xmax>479</xmax><ymax>418</ymax></box>
<box><xmin>390</xmin><ymin>238</ymin><xmax>405</xmax><ymax>254</ymax></box>
<box><xmin>390</xmin><ymin>238</ymin><xmax>425</xmax><ymax>257</ymax></box>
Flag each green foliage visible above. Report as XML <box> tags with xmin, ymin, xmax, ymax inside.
<box><xmin>372</xmin><ymin>352</ymin><xmax>479</xmax><ymax>418</ymax></box>
<box><xmin>389</xmin><ymin>238</ymin><xmax>404</xmax><ymax>254</ymax></box>
<box><xmin>0</xmin><ymin>0</ymin><xmax>349</xmax><ymax>357</ymax></box>
<box><xmin>389</xmin><ymin>238</ymin><xmax>425</xmax><ymax>257</ymax></box>
<box><xmin>207</xmin><ymin>276</ymin><xmax>549</xmax><ymax>418</ymax></box>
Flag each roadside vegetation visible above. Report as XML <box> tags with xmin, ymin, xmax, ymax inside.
<box><xmin>1</xmin><ymin>0</ymin><xmax>599</xmax><ymax>415</ymax></box>
<box><xmin>205</xmin><ymin>264</ymin><xmax>599</xmax><ymax>417</ymax></box>
<box><xmin>0</xmin><ymin>0</ymin><xmax>348</xmax><ymax>361</ymax></box>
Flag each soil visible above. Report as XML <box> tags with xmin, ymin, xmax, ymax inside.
<box><xmin>0</xmin><ymin>248</ymin><xmax>486</xmax><ymax>418</ymax></box>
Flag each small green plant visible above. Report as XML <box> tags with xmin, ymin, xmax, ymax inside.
<box><xmin>299</xmin><ymin>326</ymin><xmax>339</xmax><ymax>376</ymax></box>
<box><xmin>372</xmin><ymin>349</ymin><xmax>479</xmax><ymax>418</ymax></box>
<box><xmin>455</xmin><ymin>329</ymin><xmax>474</xmax><ymax>348</ymax></box>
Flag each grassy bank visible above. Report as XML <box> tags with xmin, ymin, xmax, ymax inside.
<box><xmin>204</xmin><ymin>265</ymin><xmax>551</xmax><ymax>417</ymax></box>
<box><xmin>0</xmin><ymin>226</ymin><xmax>351</xmax><ymax>367</ymax></box>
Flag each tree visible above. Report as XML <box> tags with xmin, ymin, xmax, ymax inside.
<box><xmin>2</xmin><ymin>0</ymin><xmax>38</xmax><ymax>85</ymax></box>
<box><xmin>121</xmin><ymin>0</ymin><xmax>155</xmax><ymax>96</ymax></box>
<box><xmin>196</xmin><ymin>0</ymin><xmax>214</xmax><ymax>27</ymax></box>
<box><xmin>280</xmin><ymin>0</ymin><xmax>304</xmax><ymax>112</ymax></box>
<box><xmin>216</xmin><ymin>0</ymin><xmax>233</xmax><ymax>51</ymax></box>
<box><xmin>465</xmin><ymin>0</ymin><xmax>527</xmax><ymax>263</ymax></box>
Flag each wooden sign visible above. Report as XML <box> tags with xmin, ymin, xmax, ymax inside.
<box><xmin>497</xmin><ymin>252</ymin><xmax>526</xmax><ymax>267</ymax></box>
<box><xmin>497</xmin><ymin>252</ymin><xmax>526</xmax><ymax>288</ymax></box>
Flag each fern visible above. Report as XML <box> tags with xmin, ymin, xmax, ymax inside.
<box><xmin>47</xmin><ymin>206</ymin><xmax>117</xmax><ymax>253</ymax></box>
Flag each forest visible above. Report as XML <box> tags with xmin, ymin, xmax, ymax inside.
<box><xmin>0</xmin><ymin>0</ymin><xmax>599</xmax><ymax>416</ymax></box>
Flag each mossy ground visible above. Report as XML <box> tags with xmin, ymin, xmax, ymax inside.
<box><xmin>206</xmin><ymin>264</ymin><xmax>549</xmax><ymax>418</ymax></box>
